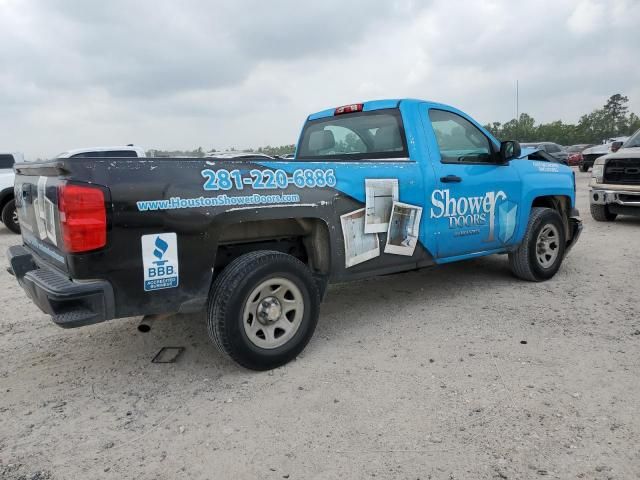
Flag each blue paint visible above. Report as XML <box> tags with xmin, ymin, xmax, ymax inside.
<box><xmin>265</xmin><ymin>98</ymin><xmax>576</xmax><ymax>265</ymax></box>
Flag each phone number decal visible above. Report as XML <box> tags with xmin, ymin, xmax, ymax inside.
<box><xmin>201</xmin><ymin>168</ymin><xmax>336</xmax><ymax>191</ymax></box>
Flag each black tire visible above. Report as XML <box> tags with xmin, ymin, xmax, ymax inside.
<box><xmin>578</xmin><ymin>164</ymin><xmax>588</xmax><ymax>172</ymax></box>
<box><xmin>1</xmin><ymin>199</ymin><xmax>20</xmax><ymax>234</ymax></box>
<box><xmin>207</xmin><ymin>250</ymin><xmax>321</xmax><ymax>370</ymax></box>
<box><xmin>590</xmin><ymin>204</ymin><xmax>617</xmax><ymax>222</ymax></box>
<box><xmin>508</xmin><ymin>207</ymin><xmax>566</xmax><ymax>282</ymax></box>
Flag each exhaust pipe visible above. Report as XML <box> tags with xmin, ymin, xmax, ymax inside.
<box><xmin>138</xmin><ymin>316</ymin><xmax>154</xmax><ymax>333</ymax></box>
<box><xmin>138</xmin><ymin>314</ymin><xmax>169</xmax><ymax>333</ymax></box>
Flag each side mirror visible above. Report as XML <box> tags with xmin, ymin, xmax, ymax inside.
<box><xmin>611</xmin><ymin>141</ymin><xmax>623</xmax><ymax>152</ymax></box>
<box><xmin>499</xmin><ymin>140</ymin><xmax>521</xmax><ymax>163</ymax></box>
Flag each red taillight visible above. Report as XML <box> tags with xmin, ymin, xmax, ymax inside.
<box><xmin>58</xmin><ymin>184</ymin><xmax>107</xmax><ymax>253</ymax></box>
<box><xmin>334</xmin><ymin>103</ymin><xmax>363</xmax><ymax>115</ymax></box>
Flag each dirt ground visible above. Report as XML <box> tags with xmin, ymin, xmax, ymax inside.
<box><xmin>0</xmin><ymin>170</ymin><xmax>638</xmax><ymax>480</ymax></box>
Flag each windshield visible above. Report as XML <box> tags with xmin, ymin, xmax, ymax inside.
<box><xmin>622</xmin><ymin>129</ymin><xmax>640</xmax><ymax>148</ymax></box>
<box><xmin>297</xmin><ymin>109</ymin><xmax>407</xmax><ymax>160</ymax></box>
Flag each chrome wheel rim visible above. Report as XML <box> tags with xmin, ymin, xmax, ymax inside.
<box><xmin>12</xmin><ymin>209</ymin><xmax>19</xmax><ymax>225</ymax></box>
<box><xmin>536</xmin><ymin>224</ymin><xmax>560</xmax><ymax>268</ymax></box>
<box><xmin>242</xmin><ymin>277</ymin><xmax>304</xmax><ymax>349</ymax></box>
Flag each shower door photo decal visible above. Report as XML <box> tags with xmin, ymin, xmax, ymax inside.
<box><xmin>340</xmin><ymin>208</ymin><xmax>380</xmax><ymax>267</ymax></box>
<box><xmin>384</xmin><ymin>202</ymin><xmax>423</xmax><ymax>256</ymax></box>
<box><xmin>364</xmin><ymin>179</ymin><xmax>399</xmax><ymax>233</ymax></box>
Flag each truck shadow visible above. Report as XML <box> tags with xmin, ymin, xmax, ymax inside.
<box><xmin>126</xmin><ymin>254</ymin><xmax>516</xmax><ymax>371</ymax></box>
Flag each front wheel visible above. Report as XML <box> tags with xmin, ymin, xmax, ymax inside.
<box><xmin>1</xmin><ymin>199</ymin><xmax>20</xmax><ymax>234</ymax></box>
<box><xmin>590</xmin><ymin>204</ymin><xmax>617</xmax><ymax>222</ymax></box>
<box><xmin>509</xmin><ymin>207</ymin><xmax>566</xmax><ymax>282</ymax></box>
<box><xmin>207</xmin><ymin>251</ymin><xmax>321</xmax><ymax>370</ymax></box>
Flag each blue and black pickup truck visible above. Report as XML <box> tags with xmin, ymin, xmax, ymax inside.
<box><xmin>8</xmin><ymin>99</ymin><xmax>582</xmax><ymax>370</ymax></box>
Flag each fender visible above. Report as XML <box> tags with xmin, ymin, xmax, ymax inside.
<box><xmin>512</xmin><ymin>160</ymin><xmax>575</xmax><ymax>245</ymax></box>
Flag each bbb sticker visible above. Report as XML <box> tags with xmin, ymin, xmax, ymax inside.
<box><xmin>141</xmin><ymin>233</ymin><xmax>179</xmax><ymax>291</ymax></box>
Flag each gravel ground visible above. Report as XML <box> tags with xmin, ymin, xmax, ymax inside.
<box><xmin>0</xmin><ymin>170</ymin><xmax>638</xmax><ymax>480</ymax></box>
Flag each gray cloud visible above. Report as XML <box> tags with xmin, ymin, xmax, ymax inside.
<box><xmin>0</xmin><ymin>0</ymin><xmax>638</xmax><ymax>158</ymax></box>
<box><xmin>4</xmin><ymin>0</ymin><xmax>414</xmax><ymax>98</ymax></box>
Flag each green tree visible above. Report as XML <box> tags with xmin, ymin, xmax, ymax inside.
<box><xmin>576</xmin><ymin>93</ymin><xmax>636</xmax><ymax>143</ymax></box>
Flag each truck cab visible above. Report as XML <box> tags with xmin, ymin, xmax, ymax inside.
<box><xmin>7</xmin><ymin>99</ymin><xmax>581</xmax><ymax>370</ymax></box>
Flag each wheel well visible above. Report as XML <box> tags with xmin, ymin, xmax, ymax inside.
<box><xmin>214</xmin><ymin>218</ymin><xmax>331</xmax><ymax>274</ymax></box>
<box><xmin>0</xmin><ymin>189</ymin><xmax>14</xmax><ymax>214</ymax></box>
<box><xmin>531</xmin><ymin>195</ymin><xmax>571</xmax><ymax>238</ymax></box>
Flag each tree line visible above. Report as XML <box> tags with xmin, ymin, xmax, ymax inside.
<box><xmin>483</xmin><ymin>94</ymin><xmax>640</xmax><ymax>146</ymax></box>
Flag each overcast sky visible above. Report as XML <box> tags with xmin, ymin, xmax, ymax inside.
<box><xmin>1</xmin><ymin>0</ymin><xmax>639</xmax><ymax>159</ymax></box>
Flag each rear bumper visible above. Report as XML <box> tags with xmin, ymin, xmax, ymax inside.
<box><xmin>7</xmin><ymin>245</ymin><xmax>114</xmax><ymax>328</ymax></box>
<box><xmin>565</xmin><ymin>209</ymin><xmax>582</xmax><ymax>256</ymax></box>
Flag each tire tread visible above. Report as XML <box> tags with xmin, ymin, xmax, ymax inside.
<box><xmin>509</xmin><ymin>207</ymin><xmax>564</xmax><ymax>282</ymax></box>
<box><xmin>590</xmin><ymin>203</ymin><xmax>617</xmax><ymax>222</ymax></box>
<box><xmin>207</xmin><ymin>250</ymin><xmax>320</xmax><ymax>370</ymax></box>
<box><xmin>1</xmin><ymin>199</ymin><xmax>20</xmax><ymax>234</ymax></box>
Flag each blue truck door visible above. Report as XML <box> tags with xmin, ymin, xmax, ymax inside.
<box><xmin>423</xmin><ymin>108</ymin><xmax>522</xmax><ymax>259</ymax></box>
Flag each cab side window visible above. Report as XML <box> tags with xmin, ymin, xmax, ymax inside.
<box><xmin>429</xmin><ymin>109</ymin><xmax>494</xmax><ymax>164</ymax></box>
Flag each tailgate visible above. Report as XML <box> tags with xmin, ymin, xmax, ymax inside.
<box><xmin>14</xmin><ymin>161</ymin><xmax>70</xmax><ymax>270</ymax></box>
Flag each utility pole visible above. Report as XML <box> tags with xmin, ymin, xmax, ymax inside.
<box><xmin>515</xmin><ymin>79</ymin><xmax>519</xmax><ymax>140</ymax></box>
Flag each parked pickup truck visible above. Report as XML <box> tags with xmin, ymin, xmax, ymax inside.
<box><xmin>590</xmin><ymin>128</ymin><xmax>640</xmax><ymax>221</ymax></box>
<box><xmin>579</xmin><ymin>136</ymin><xmax>629</xmax><ymax>172</ymax></box>
<box><xmin>8</xmin><ymin>99</ymin><xmax>582</xmax><ymax>370</ymax></box>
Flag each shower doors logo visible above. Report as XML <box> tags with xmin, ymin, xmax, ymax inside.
<box><xmin>430</xmin><ymin>189</ymin><xmax>517</xmax><ymax>243</ymax></box>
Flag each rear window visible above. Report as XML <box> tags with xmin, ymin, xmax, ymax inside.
<box><xmin>296</xmin><ymin>109</ymin><xmax>408</xmax><ymax>160</ymax></box>
<box><xmin>106</xmin><ymin>150</ymin><xmax>138</xmax><ymax>157</ymax></box>
<box><xmin>0</xmin><ymin>154</ymin><xmax>15</xmax><ymax>169</ymax></box>
<box><xmin>71</xmin><ymin>151</ymin><xmax>106</xmax><ymax>158</ymax></box>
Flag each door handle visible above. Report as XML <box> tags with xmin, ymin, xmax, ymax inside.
<box><xmin>440</xmin><ymin>175</ymin><xmax>462</xmax><ymax>183</ymax></box>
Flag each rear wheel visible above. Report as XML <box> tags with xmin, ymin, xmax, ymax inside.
<box><xmin>1</xmin><ymin>199</ymin><xmax>20</xmax><ymax>234</ymax></box>
<box><xmin>509</xmin><ymin>207</ymin><xmax>566</xmax><ymax>282</ymax></box>
<box><xmin>207</xmin><ymin>250</ymin><xmax>320</xmax><ymax>370</ymax></box>
<box><xmin>590</xmin><ymin>204</ymin><xmax>617</xmax><ymax>222</ymax></box>
<box><xmin>579</xmin><ymin>164</ymin><xmax>588</xmax><ymax>172</ymax></box>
